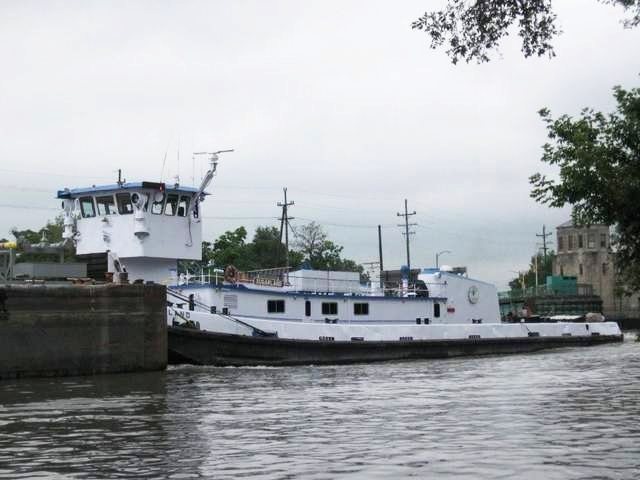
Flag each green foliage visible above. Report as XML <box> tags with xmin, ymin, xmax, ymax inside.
<box><xmin>206</xmin><ymin>226</ymin><xmax>252</xmax><ymax>270</ymax></box>
<box><xmin>530</xmin><ymin>84</ymin><xmax>640</xmax><ymax>291</ymax></box>
<box><xmin>413</xmin><ymin>0</ymin><xmax>640</xmax><ymax>64</ymax></box>
<box><xmin>10</xmin><ymin>215</ymin><xmax>74</xmax><ymax>263</ymax></box>
<box><xmin>293</xmin><ymin>222</ymin><xmax>364</xmax><ymax>275</ymax></box>
<box><xmin>200</xmin><ymin>225</ymin><xmax>299</xmax><ymax>271</ymax></box>
<box><xmin>249</xmin><ymin>226</ymin><xmax>288</xmax><ymax>270</ymax></box>
<box><xmin>508</xmin><ymin>251</ymin><xmax>555</xmax><ymax>290</ymax></box>
<box><xmin>198</xmin><ymin>222</ymin><xmax>364</xmax><ymax>277</ymax></box>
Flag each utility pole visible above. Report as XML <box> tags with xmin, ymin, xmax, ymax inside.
<box><xmin>277</xmin><ymin>188</ymin><xmax>295</xmax><ymax>271</ymax></box>
<box><xmin>536</xmin><ymin>225</ymin><xmax>552</xmax><ymax>264</ymax></box>
<box><xmin>397</xmin><ymin>199</ymin><xmax>417</xmax><ymax>272</ymax></box>
<box><xmin>378</xmin><ymin>225</ymin><xmax>384</xmax><ymax>289</ymax></box>
<box><xmin>536</xmin><ymin>225</ymin><xmax>552</xmax><ymax>284</ymax></box>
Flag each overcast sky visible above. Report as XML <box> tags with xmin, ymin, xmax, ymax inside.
<box><xmin>1</xmin><ymin>0</ymin><xmax>638</xmax><ymax>289</ymax></box>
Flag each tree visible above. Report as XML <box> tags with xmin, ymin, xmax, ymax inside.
<box><xmin>10</xmin><ymin>215</ymin><xmax>74</xmax><ymax>263</ymax></box>
<box><xmin>207</xmin><ymin>226</ymin><xmax>253</xmax><ymax>271</ymax></box>
<box><xmin>509</xmin><ymin>251</ymin><xmax>555</xmax><ymax>291</ymax></box>
<box><xmin>195</xmin><ymin>223</ymin><xmax>364</xmax><ymax>277</ymax></box>
<box><xmin>412</xmin><ymin>0</ymin><xmax>640</xmax><ymax>64</ymax></box>
<box><xmin>249</xmin><ymin>226</ymin><xmax>289</xmax><ymax>270</ymax></box>
<box><xmin>293</xmin><ymin>222</ymin><xmax>365</xmax><ymax>276</ymax></box>
<box><xmin>529</xmin><ymin>84</ymin><xmax>640</xmax><ymax>291</ymax></box>
<box><xmin>200</xmin><ymin>226</ymin><xmax>302</xmax><ymax>272</ymax></box>
<box><xmin>292</xmin><ymin>222</ymin><xmax>327</xmax><ymax>264</ymax></box>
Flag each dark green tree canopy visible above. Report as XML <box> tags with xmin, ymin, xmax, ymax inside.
<box><xmin>530</xmin><ymin>84</ymin><xmax>640</xmax><ymax>290</ymax></box>
<box><xmin>205</xmin><ymin>226</ymin><xmax>250</xmax><ymax>270</ymax></box>
<box><xmin>198</xmin><ymin>222</ymin><xmax>362</xmax><ymax>275</ymax></box>
<box><xmin>413</xmin><ymin>0</ymin><xmax>640</xmax><ymax>64</ymax></box>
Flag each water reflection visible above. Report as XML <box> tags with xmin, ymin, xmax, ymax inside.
<box><xmin>1</xmin><ymin>336</ymin><xmax>639</xmax><ymax>479</ymax></box>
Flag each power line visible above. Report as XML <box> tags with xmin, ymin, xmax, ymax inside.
<box><xmin>0</xmin><ymin>203</ymin><xmax>58</xmax><ymax>211</ymax></box>
<box><xmin>0</xmin><ymin>167</ymin><xmax>113</xmax><ymax>180</ymax></box>
<box><xmin>202</xmin><ymin>215</ymin><xmax>277</xmax><ymax>220</ymax></box>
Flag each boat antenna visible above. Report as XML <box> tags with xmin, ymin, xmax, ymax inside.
<box><xmin>160</xmin><ymin>145</ymin><xmax>169</xmax><ymax>183</ymax></box>
<box><xmin>186</xmin><ymin>149</ymin><xmax>234</xmax><ymax>218</ymax></box>
<box><xmin>176</xmin><ymin>140</ymin><xmax>180</xmax><ymax>186</ymax></box>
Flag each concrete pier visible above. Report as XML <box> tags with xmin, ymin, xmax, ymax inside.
<box><xmin>0</xmin><ymin>283</ymin><xmax>167</xmax><ymax>379</ymax></box>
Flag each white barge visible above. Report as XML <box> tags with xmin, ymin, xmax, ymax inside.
<box><xmin>55</xmin><ymin>154</ymin><xmax>623</xmax><ymax>365</ymax></box>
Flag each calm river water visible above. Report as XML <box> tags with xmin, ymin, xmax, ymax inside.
<box><xmin>1</xmin><ymin>334</ymin><xmax>639</xmax><ymax>479</ymax></box>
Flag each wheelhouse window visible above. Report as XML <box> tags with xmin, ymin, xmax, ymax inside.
<box><xmin>151</xmin><ymin>193</ymin><xmax>165</xmax><ymax>214</ymax></box>
<box><xmin>96</xmin><ymin>195</ymin><xmax>117</xmax><ymax>215</ymax></box>
<box><xmin>164</xmin><ymin>194</ymin><xmax>179</xmax><ymax>216</ymax></box>
<box><xmin>354</xmin><ymin>303</ymin><xmax>369</xmax><ymax>315</ymax></box>
<box><xmin>267</xmin><ymin>300</ymin><xmax>285</xmax><ymax>313</ymax></box>
<box><xmin>434</xmin><ymin>303</ymin><xmax>441</xmax><ymax>318</ymax></box>
<box><xmin>79</xmin><ymin>196</ymin><xmax>96</xmax><ymax>218</ymax></box>
<box><xmin>177</xmin><ymin>196</ymin><xmax>190</xmax><ymax>217</ymax></box>
<box><xmin>116</xmin><ymin>193</ymin><xmax>133</xmax><ymax>214</ymax></box>
<box><xmin>322</xmin><ymin>302</ymin><xmax>338</xmax><ymax>315</ymax></box>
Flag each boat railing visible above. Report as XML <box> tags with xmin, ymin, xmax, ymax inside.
<box><xmin>498</xmin><ymin>283</ymin><xmax>596</xmax><ymax>301</ymax></box>
<box><xmin>175</xmin><ymin>269</ymin><xmax>445</xmax><ymax>298</ymax></box>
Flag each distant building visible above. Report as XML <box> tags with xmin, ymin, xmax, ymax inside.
<box><xmin>553</xmin><ymin>220</ymin><xmax>640</xmax><ymax>319</ymax></box>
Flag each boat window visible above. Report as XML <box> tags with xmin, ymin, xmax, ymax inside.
<box><xmin>354</xmin><ymin>303</ymin><xmax>369</xmax><ymax>315</ymax></box>
<box><xmin>164</xmin><ymin>194</ymin><xmax>179</xmax><ymax>216</ymax></box>
<box><xmin>177</xmin><ymin>195</ymin><xmax>190</xmax><ymax>217</ymax></box>
<box><xmin>96</xmin><ymin>195</ymin><xmax>117</xmax><ymax>216</ymax></box>
<box><xmin>305</xmin><ymin>300</ymin><xmax>311</xmax><ymax>317</ymax></box>
<box><xmin>116</xmin><ymin>193</ymin><xmax>133</xmax><ymax>215</ymax></box>
<box><xmin>434</xmin><ymin>303</ymin><xmax>441</xmax><ymax>318</ymax></box>
<box><xmin>151</xmin><ymin>193</ymin><xmax>165</xmax><ymax>214</ymax></box>
<box><xmin>79</xmin><ymin>196</ymin><xmax>96</xmax><ymax>218</ymax></box>
<box><xmin>321</xmin><ymin>302</ymin><xmax>338</xmax><ymax>315</ymax></box>
<box><xmin>267</xmin><ymin>300</ymin><xmax>285</xmax><ymax>313</ymax></box>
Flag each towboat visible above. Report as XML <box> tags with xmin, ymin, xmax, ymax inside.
<box><xmin>55</xmin><ymin>153</ymin><xmax>623</xmax><ymax>365</ymax></box>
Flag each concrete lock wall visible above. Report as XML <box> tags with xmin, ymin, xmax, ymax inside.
<box><xmin>0</xmin><ymin>283</ymin><xmax>167</xmax><ymax>379</ymax></box>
